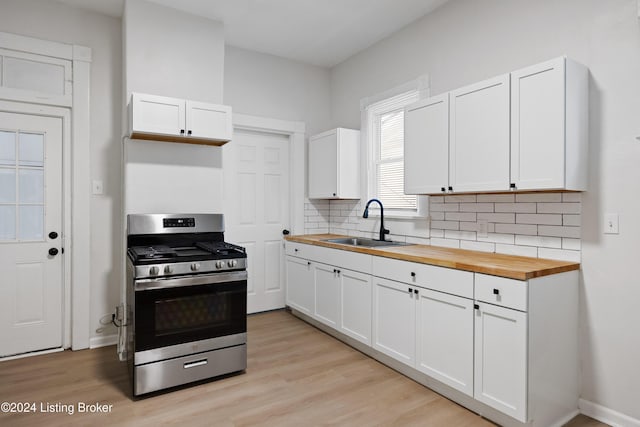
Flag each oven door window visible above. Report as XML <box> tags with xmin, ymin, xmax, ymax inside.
<box><xmin>135</xmin><ymin>280</ymin><xmax>247</xmax><ymax>351</ymax></box>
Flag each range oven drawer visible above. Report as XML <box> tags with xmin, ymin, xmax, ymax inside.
<box><xmin>134</xmin><ymin>344</ymin><xmax>247</xmax><ymax>396</ymax></box>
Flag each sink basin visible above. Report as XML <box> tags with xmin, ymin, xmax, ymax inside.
<box><xmin>323</xmin><ymin>237</ymin><xmax>411</xmax><ymax>248</ymax></box>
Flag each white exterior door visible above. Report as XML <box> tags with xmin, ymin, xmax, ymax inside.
<box><xmin>0</xmin><ymin>111</ymin><xmax>63</xmax><ymax>357</ymax></box>
<box><xmin>224</xmin><ymin>129</ymin><xmax>290</xmax><ymax>314</ymax></box>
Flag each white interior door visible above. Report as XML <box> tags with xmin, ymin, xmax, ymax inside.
<box><xmin>224</xmin><ymin>129</ymin><xmax>290</xmax><ymax>314</ymax></box>
<box><xmin>0</xmin><ymin>111</ymin><xmax>63</xmax><ymax>357</ymax></box>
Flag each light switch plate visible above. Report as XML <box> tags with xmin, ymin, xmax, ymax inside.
<box><xmin>604</xmin><ymin>213</ymin><xmax>619</xmax><ymax>234</ymax></box>
<box><xmin>92</xmin><ymin>180</ymin><xmax>104</xmax><ymax>195</ymax></box>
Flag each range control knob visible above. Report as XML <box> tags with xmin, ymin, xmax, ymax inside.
<box><xmin>215</xmin><ymin>260</ymin><xmax>225</xmax><ymax>269</ymax></box>
<box><xmin>149</xmin><ymin>266</ymin><xmax>160</xmax><ymax>275</ymax></box>
<box><xmin>228</xmin><ymin>259</ymin><xmax>238</xmax><ymax>268</ymax></box>
<box><xmin>190</xmin><ymin>263</ymin><xmax>201</xmax><ymax>271</ymax></box>
<box><xmin>164</xmin><ymin>265</ymin><xmax>174</xmax><ymax>274</ymax></box>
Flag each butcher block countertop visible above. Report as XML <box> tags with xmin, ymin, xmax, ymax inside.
<box><xmin>285</xmin><ymin>234</ymin><xmax>580</xmax><ymax>281</ymax></box>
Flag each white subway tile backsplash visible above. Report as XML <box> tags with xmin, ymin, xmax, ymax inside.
<box><xmin>515</xmin><ymin>235</ymin><xmax>562</xmax><ymax>248</ymax></box>
<box><xmin>563</xmin><ymin>214</ymin><xmax>581</xmax><ymax>226</ymax></box>
<box><xmin>445</xmin><ymin>230</ymin><xmax>477</xmax><ymax>241</ymax></box>
<box><xmin>477</xmin><ymin>212</ymin><xmax>516</xmax><ymax>223</ymax></box>
<box><xmin>562</xmin><ymin>193</ymin><xmax>582</xmax><ymax>202</ymax></box>
<box><xmin>538</xmin><ymin>247</ymin><xmax>581</xmax><ymax>262</ymax></box>
<box><xmin>495</xmin><ymin>244</ymin><xmax>538</xmax><ymax>257</ymax></box>
<box><xmin>562</xmin><ymin>238</ymin><xmax>581</xmax><ymax>250</ymax></box>
<box><xmin>430</xmin><ymin>203</ymin><xmax>460</xmax><ymax>212</ymax></box>
<box><xmin>495</xmin><ymin>203</ymin><xmax>536</xmax><ymax>213</ymax></box>
<box><xmin>537</xmin><ymin>203</ymin><xmax>581</xmax><ymax>214</ymax></box>
<box><xmin>516</xmin><ymin>213</ymin><xmax>563</xmax><ymax>225</ymax></box>
<box><xmin>477</xmin><ymin>233</ymin><xmax>515</xmax><ymax>245</ymax></box>
<box><xmin>445</xmin><ymin>212</ymin><xmax>477</xmax><ymax>221</ymax></box>
<box><xmin>515</xmin><ymin>193</ymin><xmax>562</xmax><ymax>202</ymax></box>
<box><xmin>430</xmin><ymin>237</ymin><xmax>460</xmax><ymax>248</ymax></box>
<box><xmin>461</xmin><ymin>240</ymin><xmax>495</xmax><ymax>252</ymax></box>
<box><xmin>477</xmin><ymin>194</ymin><xmax>515</xmax><ymax>203</ymax></box>
<box><xmin>495</xmin><ymin>223</ymin><xmax>538</xmax><ymax>235</ymax></box>
<box><xmin>431</xmin><ymin>220</ymin><xmax>459</xmax><ymax>230</ymax></box>
<box><xmin>445</xmin><ymin>194</ymin><xmax>477</xmax><ymax>203</ymax></box>
<box><xmin>460</xmin><ymin>203</ymin><xmax>494</xmax><ymax>212</ymax></box>
<box><xmin>538</xmin><ymin>225</ymin><xmax>581</xmax><ymax>238</ymax></box>
<box><xmin>307</xmin><ymin>192</ymin><xmax>582</xmax><ymax>264</ymax></box>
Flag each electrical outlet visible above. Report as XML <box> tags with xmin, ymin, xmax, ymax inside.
<box><xmin>604</xmin><ymin>213</ymin><xmax>619</xmax><ymax>234</ymax></box>
<box><xmin>477</xmin><ymin>220</ymin><xmax>488</xmax><ymax>238</ymax></box>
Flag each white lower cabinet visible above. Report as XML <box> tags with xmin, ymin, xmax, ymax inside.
<box><xmin>372</xmin><ymin>277</ymin><xmax>416</xmax><ymax>366</ymax></box>
<box><xmin>416</xmin><ymin>288</ymin><xmax>474</xmax><ymax>397</ymax></box>
<box><xmin>339</xmin><ymin>269</ymin><xmax>372</xmax><ymax>345</ymax></box>
<box><xmin>314</xmin><ymin>263</ymin><xmax>341</xmax><ymax>329</ymax></box>
<box><xmin>285</xmin><ymin>256</ymin><xmax>314</xmax><ymax>315</ymax></box>
<box><xmin>474</xmin><ymin>302</ymin><xmax>528</xmax><ymax>422</ymax></box>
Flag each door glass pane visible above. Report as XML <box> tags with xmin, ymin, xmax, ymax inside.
<box><xmin>0</xmin><ymin>205</ymin><xmax>16</xmax><ymax>240</ymax></box>
<box><xmin>0</xmin><ymin>168</ymin><xmax>16</xmax><ymax>203</ymax></box>
<box><xmin>18</xmin><ymin>133</ymin><xmax>44</xmax><ymax>167</ymax></box>
<box><xmin>18</xmin><ymin>205</ymin><xmax>44</xmax><ymax>241</ymax></box>
<box><xmin>0</xmin><ymin>131</ymin><xmax>16</xmax><ymax>166</ymax></box>
<box><xmin>18</xmin><ymin>169</ymin><xmax>44</xmax><ymax>204</ymax></box>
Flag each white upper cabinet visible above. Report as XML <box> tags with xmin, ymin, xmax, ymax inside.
<box><xmin>403</xmin><ymin>57</ymin><xmax>588</xmax><ymax>194</ymax></box>
<box><xmin>308</xmin><ymin>128</ymin><xmax>360</xmax><ymax>199</ymax></box>
<box><xmin>510</xmin><ymin>57</ymin><xmax>588</xmax><ymax>191</ymax></box>
<box><xmin>449</xmin><ymin>74</ymin><xmax>511</xmax><ymax>193</ymax></box>
<box><xmin>404</xmin><ymin>94</ymin><xmax>450</xmax><ymax>194</ymax></box>
<box><xmin>129</xmin><ymin>93</ymin><xmax>232</xmax><ymax>146</ymax></box>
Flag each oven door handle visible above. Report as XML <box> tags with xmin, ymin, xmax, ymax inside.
<box><xmin>134</xmin><ymin>271</ymin><xmax>248</xmax><ymax>291</ymax></box>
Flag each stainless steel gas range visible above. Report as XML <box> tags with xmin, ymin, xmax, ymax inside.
<box><xmin>125</xmin><ymin>213</ymin><xmax>247</xmax><ymax>396</ymax></box>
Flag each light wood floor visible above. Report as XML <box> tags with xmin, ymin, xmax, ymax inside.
<box><xmin>0</xmin><ymin>310</ymin><xmax>607</xmax><ymax>427</ymax></box>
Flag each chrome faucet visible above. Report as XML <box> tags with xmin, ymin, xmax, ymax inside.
<box><xmin>363</xmin><ymin>198</ymin><xmax>390</xmax><ymax>241</ymax></box>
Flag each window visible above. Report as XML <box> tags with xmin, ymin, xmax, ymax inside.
<box><xmin>364</xmin><ymin>89</ymin><xmax>423</xmax><ymax>215</ymax></box>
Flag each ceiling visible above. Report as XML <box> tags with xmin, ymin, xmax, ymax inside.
<box><xmin>54</xmin><ymin>0</ymin><xmax>449</xmax><ymax>67</ymax></box>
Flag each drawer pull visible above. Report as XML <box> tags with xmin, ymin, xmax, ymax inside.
<box><xmin>414</xmin><ymin>289</ymin><xmax>419</xmax><ymax>295</ymax></box>
<box><xmin>493</xmin><ymin>288</ymin><xmax>500</xmax><ymax>295</ymax></box>
<box><xmin>307</xmin><ymin>261</ymin><xmax>311</xmax><ymax>266</ymax></box>
<box><xmin>294</xmin><ymin>248</ymin><xmax>299</xmax><ymax>252</ymax></box>
<box><xmin>410</xmin><ymin>272</ymin><xmax>416</xmax><ymax>278</ymax></box>
<box><xmin>184</xmin><ymin>359</ymin><xmax>208</xmax><ymax>369</ymax></box>
<box><xmin>408</xmin><ymin>287</ymin><xmax>412</xmax><ymax>293</ymax></box>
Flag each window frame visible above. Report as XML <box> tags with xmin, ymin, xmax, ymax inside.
<box><xmin>361</xmin><ymin>77</ymin><xmax>429</xmax><ymax>219</ymax></box>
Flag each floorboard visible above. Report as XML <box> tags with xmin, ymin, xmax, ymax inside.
<box><xmin>0</xmin><ymin>310</ymin><xmax>608</xmax><ymax>426</ymax></box>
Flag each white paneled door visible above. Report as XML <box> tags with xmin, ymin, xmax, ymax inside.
<box><xmin>0</xmin><ymin>111</ymin><xmax>63</xmax><ymax>357</ymax></box>
<box><xmin>224</xmin><ymin>129</ymin><xmax>290</xmax><ymax>314</ymax></box>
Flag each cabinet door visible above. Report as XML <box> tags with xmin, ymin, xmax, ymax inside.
<box><xmin>308</xmin><ymin>131</ymin><xmax>338</xmax><ymax>198</ymax></box>
<box><xmin>511</xmin><ymin>57</ymin><xmax>565</xmax><ymax>190</ymax></box>
<box><xmin>474</xmin><ymin>302</ymin><xmax>528</xmax><ymax>422</ymax></box>
<box><xmin>404</xmin><ymin>94</ymin><xmax>450</xmax><ymax>194</ymax></box>
<box><xmin>449</xmin><ymin>74</ymin><xmax>510</xmax><ymax>192</ymax></box>
<box><xmin>314</xmin><ymin>263</ymin><xmax>341</xmax><ymax>328</ymax></box>
<box><xmin>372</xmin><ymin>277</ymin><xmax>416</xmax><ymax>366</ymax></box>
<box><xmin>285</xmin><ymin>256</ymin><xmax>314</xmax><ymax>315</ymax></box>
<box><xmin>340</xmin><ymin>269</ymin><xmax>372</xmax><ymax>345</ymax></box>
<box><xmin>131</xmin><ymin>93</ymin><xmax>185</xmax><ymax>137</ymax></box>
<box><xmin>185</xmin><ymin>101</ymin><xmax>232</xmax><ymax>141</ymax></box>
<box><xmin>416</xmin><ymin>289</ymin><xmax>474</xmax><ymax>396</ymax></box>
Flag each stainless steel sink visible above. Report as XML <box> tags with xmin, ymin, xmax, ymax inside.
<box><xmin>323</xmin><ymin>237</ymin><xmax>411</xmax><ymax>248</ymax></box>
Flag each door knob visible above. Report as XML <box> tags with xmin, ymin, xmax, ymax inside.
<box><xmin>49</xmin><ymin>231</ymin><xmax>58</xmax><ymax>239</ymax></box>
<box><xmin>49</xmin><ymin>248</ymin><xmax>59</xmax><ymax>256</ymax></box>
<box><xmin>282</xmin><ymin>229</ymin><xmax>290</xmax><ymax>235</ymax></box>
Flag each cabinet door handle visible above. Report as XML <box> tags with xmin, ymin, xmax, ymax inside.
<box><xmin>493</xmin><ymin>288</ymin><xmax>500</xmax><ymax>295</ymax></box>
<box><xmin>294</xmin><ymin>248</ymin><xmax>298</xmax><ymax>252</ymax></box>
<box><xmin>410</xmin><ymin>272</ymin><xmax>416</xmax><ymax>278</ymax></box>
<box><xmin>307</xmin><ymin>261</ymin><xmax>311</xmax><ymax>266</ymax></box>
<box><xmin>336</xmin><ymin>269</ymin><xmax>341</xmax><ymax>274</ymax></box>
<box><xmin>408</xmin><ymin>287</ymin><xmax>412</xmax><ymax>294</ymax></box>
<box><xmin>187</xmin><ymin>130</ymin><xmax>192</xmax><ymax>135</ymax></box>
<box><xmin>332</xmin><ymin>192</ymin><xmax>336</xmax><ymax>197</ymax></box>
<box><xmin>510</xmin><ymin>183</ymin><xmax>516</xmax><ymax>189</ymax></box>
<box><xmin>414</xmin><ymin>289</ymin><xmax>419</xmax><ymax>295</ymax></box>
<box><xmin>474</xmin><ymin>304</ymin><xmax>480</xmax><ymax>310</ymax></box>
<box><xmin>441</xmin><ymin>187</ymin><xmax>446</xmax><ymax>193</ymax></box>
<box><xmin>180</xmin><ymin>129</ymin><xmax>185</xmax><ymax>134</ymax></box>
<box><xmin>448</xmin><ymin>186</ymin><xmax>453</xmax><ymax>192</ymax></box>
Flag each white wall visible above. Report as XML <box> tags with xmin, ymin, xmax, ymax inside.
<box><xmin>0</xmin><ymin>0</ymin><xmax>123</xmax><ymax>344</ymax></box>
<box><xmin>224</xmin><ymin>46</ymin><xmax>331</xmax><ymax>136</ymax></box>
<box><xmin>330</xmin><ymin>0</ymin><xmax>640</xmax><ymax>419</ymax></box>
<box><xmin>123</xmin><ymin>0</ymin><xmax>226</xmax><ymax>215</ymax></box>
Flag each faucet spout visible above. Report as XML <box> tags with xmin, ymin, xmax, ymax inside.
<box><xmin>363</xmin><ymin>198</ymin><xmax>390</xmax><ymax>241</ymax></box>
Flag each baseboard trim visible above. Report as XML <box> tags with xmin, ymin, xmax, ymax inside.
<box><xmin>89</xmin><ymin>334</ymin><xmax>117</xmax><ymax>349</ymax></box>
<box><xmin>579</xmin><ymin>399</ymin><xmax>640</xmax><ymax>427</ymax></box>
